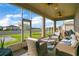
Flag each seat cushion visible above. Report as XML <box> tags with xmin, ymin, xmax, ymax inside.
<box><xmin>56</xmin><ymin>43</ymin><xmax>76</xmax><ymax>56</ymax></box>
<box><xmin>70</xmin><ymin>34</ymin><xmax>77</xmax><ymax>48</ymax></box>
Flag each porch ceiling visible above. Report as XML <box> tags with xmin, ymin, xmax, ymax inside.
<box><xmin>13</xmin><ymin>3</ymin><xmax>78</xmax><ymax>20</ymax></box>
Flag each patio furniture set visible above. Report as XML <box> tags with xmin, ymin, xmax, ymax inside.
<box><xmin>26</xmin><ymin>30</ymin><xmax>79</xmax><ymax>56</ymax></box>
<box><xmin>26</xmin><ymin>32</ymin><xmax>59</xmax><ymax>56</ymax></box>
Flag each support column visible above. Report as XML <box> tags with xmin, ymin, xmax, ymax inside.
<box><xmin>52</xmin><ymin>27</ymin><xmax>53</xmax><ymax>33</ymax></box>
<box><xmin>30</xmin><ymin>21</ymin><xmax>32</xmax><ymax>37</ymax></box>
<box><xmin>53</xmin><ymin>20</ymin><xmax>56</xmax><ymax>32</ymax></box>
<box><xmin>41</xmin><ymin>16</ymin><xmax>45</xmax><ymax>37</ymax></box>
<box><xmin>21</xmin><ymin>19</ymin><xmax>24</xmax><ymax>42</ymax></box>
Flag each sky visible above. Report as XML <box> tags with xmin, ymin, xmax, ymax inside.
<box><xmin>0</xmin><ymin>3</ymin><xmax>64</xmax><ymax>28</ymax></box>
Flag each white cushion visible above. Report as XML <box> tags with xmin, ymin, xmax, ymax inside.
<box><xmin>27</xmin><ymin>38</ymin><xmax>38</xmax><ymax>41</ymax></box>
<box><xmin>70</xmin><ymin>34</ymin><xmax>77</xmax><ymax>48</ymax></box>
<box><xmin>54</xmin><ymin>32</ymin><xmax>60</xmax><ymax>36</ymax></box>
<box><xmin>60</xmin><ymin>39</ymin><xmax>71</xmax><ymax>46</ymax></box>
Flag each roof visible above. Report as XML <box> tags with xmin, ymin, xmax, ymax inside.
<box><xmin>8</xmin><ymin>25</ymin><xmax>18</xmax><ymax>27</ymax></box>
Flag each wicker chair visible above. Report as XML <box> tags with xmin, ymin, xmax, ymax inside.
<box><xmin>27</xmin><ymin>38</ymin><xmax>48</xmax><ymax>56</ymax></box>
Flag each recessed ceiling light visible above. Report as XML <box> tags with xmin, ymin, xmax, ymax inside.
<box><xmin>54</xmin><ymin>7</ymin><xmax>58</xmax><ymax>10</ymax></box>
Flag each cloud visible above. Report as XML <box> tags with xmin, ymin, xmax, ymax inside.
<box><xmin>6</xmin><ymin>14</ymin><xmax>21</xmax><ymax>18</ymax></box>
<box><xmin>12</xmin><ymin>20</ymin><xmax>21</xmax><ymax>26</ymax></box>
<box><xmin>0</xmin><ymin>17</ymin><xmax>10</xmax><ymax>26</ymax></box>
<box><xmin>46</xmin><ymin>18</ymin><xmax>53</xmax><ymax>23</ymax></box>
<box><xmin>0</xmin><ymin>14</ymin><xmax>23</xmax><ymax>26</ymax></box>
<box><xmin>32</xmin><ymin>16</ymin><xmax>53</xmax><ymax>25</ymax></box>
<box><xmin>45</xmin><ymin>18</ymin><xmax>54</xmax><ymax>28</ymax></box>
<box><xmin>31</xmin><ymin>16</ymin><xmax>54</xmax><ymax>28</ymax></box>
<box><xmin>32</xmin><ymin>16</ymin><xmax>42</xmax><ymax>25</ymax></box>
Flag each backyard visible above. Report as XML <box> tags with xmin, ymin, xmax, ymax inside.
<box><xmin>0</xmin><ymin>31</ymin><xmax>52</xmax><ymax>47</ymax></box>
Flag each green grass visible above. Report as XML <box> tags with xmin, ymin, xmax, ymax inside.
<box><xmin>0</xmin><ymin>34</ymin><xmax>22</xmax><ymax>47</ymax></box>
<box><xmin>0</xmin><ymin>32</ymin><xmax>41</xmax><ymax>47</ymax></box>
<box><xmin>32</xmin><ymin>32</ymin><xmax>41</xmax><ymax>38</ymax></box>
<box><xmin>0</xmin><ymin>32</ymin><xmax>52</xmax><ymax>47</ymax></box>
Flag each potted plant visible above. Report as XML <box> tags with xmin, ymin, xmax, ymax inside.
<box><xmin>0</xmin><ymin>37</ymin><xmax>5</xmax><ymax>48</ymax></box>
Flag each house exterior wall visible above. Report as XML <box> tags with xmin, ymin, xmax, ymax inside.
<box><xmin>65</xmin><ymin>24</ymin><xmax>74</xmax><ymax>31</ymax></box>
<box><xmin>7</xmin><ymin>26</ymin><xmax>20</xmax><ymax>31</ymax></box>
<box><xmin>74</xmin><ymin>7</ymin><xmax>79</xmax><ymax>32</ymax></box>
<box><xmin>62</xmin><ymin>23</ymin><xmax>74</xmax><ymax>31</ymax></box>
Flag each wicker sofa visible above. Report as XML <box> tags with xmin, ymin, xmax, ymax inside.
<box><xmin>56</xmin><ymin>41</ymin><xmax>79</xmax><ymax>56</ymax></box>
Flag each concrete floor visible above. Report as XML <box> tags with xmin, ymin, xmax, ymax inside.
<box><xmin>13</xmin><ymin>42</ymin><xmax>56</xmax><ymax>56</ymax></box>
<box><xmin>13</xmin><ymin>48</ymin><xmax>29</xmax><ymax>56</ymax></box>
<box><xmin>13</xmin><ymin>47</ymin><xmax>56</xmax><ymax>56</ymax></box>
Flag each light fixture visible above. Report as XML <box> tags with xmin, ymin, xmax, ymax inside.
<box><xmin>54</xmin><ymin>10</ymin><xmax>63</xmax><ymax>18</ymax></box>
<box><xmin>47</xmin><ymin>3</ymin><xmax>58</xmax><ymax>10</ymax></box>
<box><xmin>47</xmin><ymin>3</ymin><xmax>52</xmax><ymax>6</ymax></box>
<box><xmin>58</xmin><ymin>11</ymin><xmax>62</xmax><ymax>16</ymax></box>
<box><xmin>54</xmin><ymin>7</ymin><xmax>58</xmax><ymax>10</ymax></box>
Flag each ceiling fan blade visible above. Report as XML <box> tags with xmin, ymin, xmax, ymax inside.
<box><xmin>58</xmin><ymin>11</ymin><xmax>62</xmax><ymax>16</ymax></box>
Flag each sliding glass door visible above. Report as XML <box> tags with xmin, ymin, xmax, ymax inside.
<box><xmin>22</xmin><ymin>19</ymin><xmax>31</xmax><ymax>41</ymax></box>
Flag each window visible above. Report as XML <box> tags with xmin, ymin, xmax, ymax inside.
<box><xmin>31</xmin><ymin>12</ymin><xmax>42</xmax><ymax>38</ymax></box>
<box><xmin>22</xmin><ymin>9</ymin><xmax>42</xmax><ymax>39</ymax></box>
<box><xmin>45</xmin><ymin>18</ymin><xmax>54</xmax><ymax>37</ymax></box>
<box><xmin>56</xmin><ymin>21</ymin><xmax>64</xmax><ymax>31</ymax></box>
<box><xmin>63</xmin><ymin>19</ymin><xmax>74</xmax><ymax>31</ymax></box>
<box><xmin>22</xmin><ymin>19</ymin><xmax>31</xmax><ymax>41</ymax></box>
<box><xmin>0</xmin><ymin>4</ymin><xmax>22</xmax><ymax>47</ymax></box>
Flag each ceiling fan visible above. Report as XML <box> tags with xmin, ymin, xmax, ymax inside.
<box><xmin>46</xmin><ymin>3</ymin><xmax>58</xmax><ymax>10</ymax></box>
<box><xmin>58</xmin><ymin>11</ymin><xmax>62</xmax><ymax>16</ymax></box>
<box><xmin>46</xmin><ymin>3</ymin><xmax>63</xmax><ymax>17</ymax></box>
<box><xmin>47</xmin><ymin>3</ymin><xmax>52</xmax><ymax>6</ymax></box>
<box><xmin>46</xmin><ymin>3</ymin><xmax>58</xmax><ymax>7</ymax></box>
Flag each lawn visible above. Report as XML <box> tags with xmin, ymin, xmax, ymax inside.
<box><xmin>0</xmin><ymin>32</ymin><xmax>52</xmax><ymax>47</ymax></box>
<box><xmin>0</xmin><ymin>32</ymin><xmax>41</xmax><ymax>47</ymax></box>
